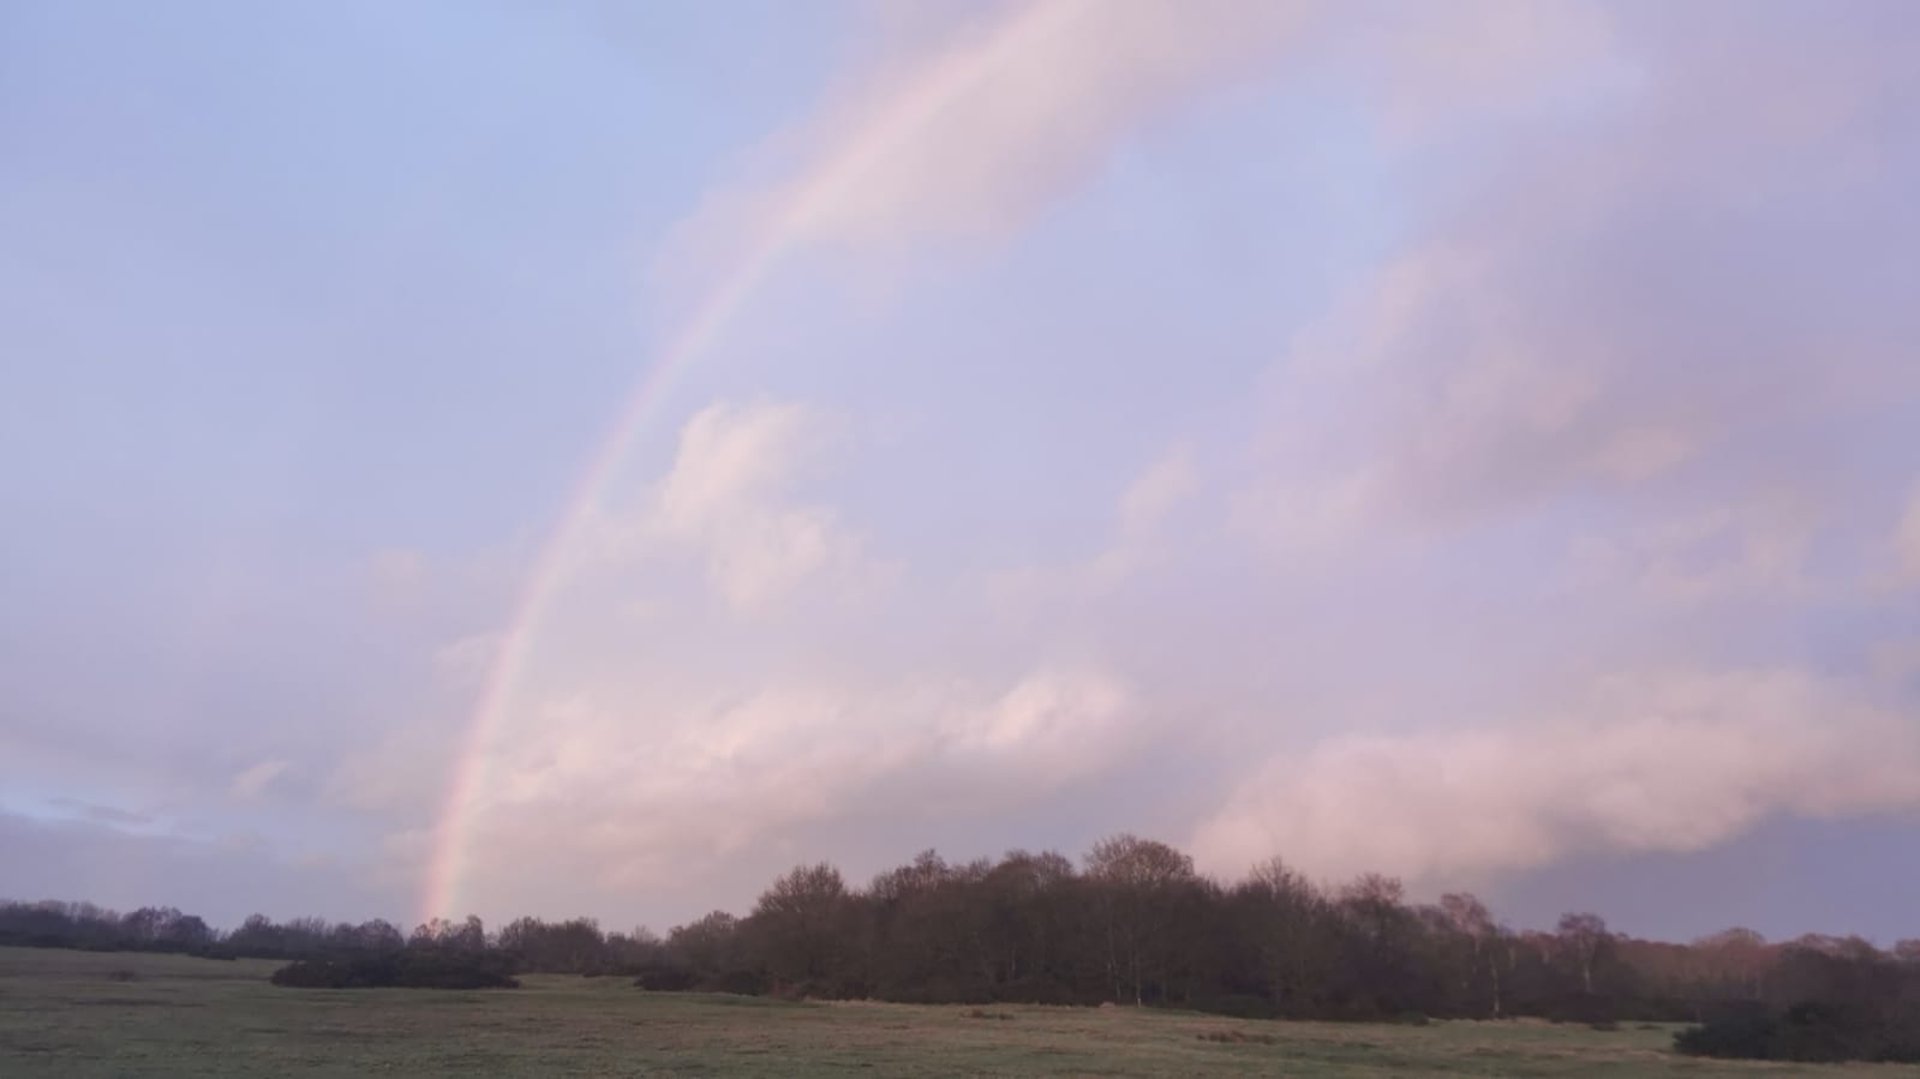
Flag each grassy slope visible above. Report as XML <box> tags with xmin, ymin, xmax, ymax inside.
<box><xmin>0</xmin><ymin>946</ymin><xmax>1891</xmax><ymax>1077</ymax></box>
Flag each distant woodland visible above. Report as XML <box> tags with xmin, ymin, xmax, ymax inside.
<box><xmin>7</xmin><ymin>836</ymin><xmax>1919</xmax><ymax>1062</ymax></box>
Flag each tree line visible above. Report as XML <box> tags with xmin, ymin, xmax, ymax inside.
<box><xmin>7</xmin><ymin>835</ymin><xmax>1919</xmax><ymax>1049</ymax></box>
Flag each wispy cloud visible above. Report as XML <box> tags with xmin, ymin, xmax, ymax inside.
<box><xmin>229</xmin><ymin>760</ymin><xmax>290</xmax><ymax>802</ymax></box>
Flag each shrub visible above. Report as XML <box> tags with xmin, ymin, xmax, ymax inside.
<box><xmin>704</xmin><ymin>969</ymin><xmax>767</xmax><ymax>997</ymax></box>
<box><xmin>1674</xmin><ymin>1001</ymin><xmax>1920</xmax><ymax>1064</ymax></box>
<box><xmin>631</xmin><ymin>965</ymin><xmax>697</xmax><ymax>991</ymax></box>
<box><xmin>271</xmin><ymin>951</ymin><xmax>519</xmax><ymax>990</ymax></box>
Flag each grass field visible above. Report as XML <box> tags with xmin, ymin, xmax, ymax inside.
<box><xmin>0</xmin><ymin>946</ymin><xmax>1893</xmax><ymax>1077</ymax></box>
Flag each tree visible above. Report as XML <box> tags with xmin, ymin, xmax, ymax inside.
<box><xmin>667</xmin><ymin>910</ymin><xmax>744</xmax><ymax>990</ymax></box>
<box><xmin>1437</xmin><ymin>893</ymin><xmax>1501</xmax><ymax>1017</ymax></box>
<box><xmin>1695</xmin><ymin>927</ymin><xmax>1769</xmax><ymax>1000</ymax></box>
<box><xmin>1557</xmin><ymin>912</ymin><xmax>1610</xmax><ymax>995</ymax></box>
<box><xmin>1085</xmin><ymin>835</ymin><xmax>1196</xmax><ymax>1005</ymax></box>
<box><xmin>750</xmin><ymin>863</ymin><xmax>852</xmax><ymax>994</ymax></box>
<box><xmin>977</xmin><ymin>850</ymin><xmax>1081</xmax><ymax>1000</ymax></box>
<box><xmin>1237</xmin><ymin>857</ymin><xmax>1328</xmax><ymax>1015</ymax></box>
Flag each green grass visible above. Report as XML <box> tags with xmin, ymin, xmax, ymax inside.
<box><xmin>0</xmin><ymin>947</ymin><xmax>1896</xmax><ymax>1076</ymax></box>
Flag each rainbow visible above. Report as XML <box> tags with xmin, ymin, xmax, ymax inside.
<box><xmin>418</xmin><ymin>1</ymin><xmax>1082</xmax><ymax>923</ymax></box>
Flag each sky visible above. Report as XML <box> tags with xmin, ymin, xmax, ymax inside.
<box><xmin>3</xmin><ymin>0</ymin><xmax>1918</xmax><ymax>944</ymax></box>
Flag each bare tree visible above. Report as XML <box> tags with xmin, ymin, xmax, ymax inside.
<box><xmin>1085</xmin><ymin>835</ymin><xmax>1195</xmax><ymax>1005</ymax></box>
<box><xmin>1556</xmin><ymin>912</ymin><xmax>1609</xmax><ymax>995</ymax></box>
<box><xmin>1438</xmin><ymin>892</ymin><xmax>1501</xmax><ymax>1017</ymax></box>
<box><xmin>1694</xmin><ymin>927</ymin><xmax>1768</xmax><ymax>1000</ymax></box>
<box><xmin>751</xmin><ymin>863</ymin><xmax>851</xmax><ymax>993</ymax></box>
<box><xmin>1240</xmin><ymin>857</ymin><xmax>1327</xmax><ymax>1014</ymax></box>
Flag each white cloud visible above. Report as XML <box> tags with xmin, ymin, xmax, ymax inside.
<box><xmin>585</xmin><ymin>400</ymin><xmax>872</xmax><ymax>614</ymax></box>
<box><xmin>1118</xmin><ymin>447</ymin><xmax>1197</xmax><ymax>534</ymax></box>
<box><xmin>657</xmin><ymin>402</ymin><xmax>825</xmax><ymax>531</ymax></box>
<box><xmin>1192</xmin><ymin>669</ymin><xmax>1920</xmax><ymax>885</ymax></box>
<box><xmin>433</xmin><ymin>667</ymin><xmax>1143</xmax><ymax>908</ymax></box>
<box><xmin>946</xmin><ymin>669</ymin><xmax>1136</xmax><ymax>779</ymax></box>
<box><xmin>229</xmin><ymin>760</ymin><xmax>289</xmax><ymax>802</ymax></box>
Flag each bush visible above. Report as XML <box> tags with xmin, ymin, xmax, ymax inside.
<box><xmin>703</xmin><ymin>969</ymin><xmax>768</xmax><ymax>997</ymax></box>
<box><xmin>1675</xmin><ymin>1001</ymin><xmax>1920</xmax><ymax>1064</ymax></box>
<box><xmin>271</xmin><ymin>951</ymin><xmax>519</xmax><ymax>990</ymax></box>
<box><xmin>631</xmin><ymin>964</ymin><xmax>698</xmax><ymax>991</ymax></box>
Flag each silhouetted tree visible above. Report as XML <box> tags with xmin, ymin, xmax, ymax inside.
<box><xmin>750</xmin><ymin>863</ymin><xmax>853</xmax><ymax>995</ymax></box>
<box><xmin>1085</xmin><ymin>834</ymin><xmax>1196</xmax><ymax>1005</ymax></box>
<box><xmin>1557</xmin><ymin>912</ymin><xmax>1610</xmax><ymax>995</ymax></box>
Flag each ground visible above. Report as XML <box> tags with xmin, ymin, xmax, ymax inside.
<box><xmin>0</xmin><ymin>947</ymin><xmax>1890</xmax><ymax>1077</ymax></box>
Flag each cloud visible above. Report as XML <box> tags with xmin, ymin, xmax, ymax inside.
<box><xmin>1241</xmin><ymin>4</ymin><xmax>1918</xmax><ymax>577</ymax></box>
<box><xmin>229</xmin><ymin>760</ymin><xmax>289</xmax><ymax>801</ymax></box>
<box><xmin>430</xmin><ymin>667</ymin><xmax>1143</xmax><ymax>912</ymax></box>
<box><xmin>1897</xmin><ymin>486</ymin><xmax>1920</xmax><ymax>586</ymax></box>
<box><xmin>656</xmin><ymin>401</ymin><xmax>864</xmax><ymax>611</ymax></box>
<box><xmin>1118</xmin><ymin>447</ymin><xmax>1197</xmax><ymax>535</ymax></box>
<box><xmin>46</xmin><ymin>798</ymin><xmax>152</xmax><ymax>829</ymax></box>
<box><xmin>577</xmin><ymin>401</ymin><xmax>872</xmax><ymax>614</ymax></box>
<box><xmin>654</xmin><ymin>0</ymin><xmax>1321</xmax><ymax>303</ymax></box>
<box><xmin>432</xmin><ymin>633</ymin><xmax>501</xmax><ymax>689</ymax></box>
<box><xmin>1567</xmin><ymin>493</ymin><xmax>1820</xmax><ymax>605</ymax></box>
<box><xmin>1191</xmin><ymin>669</ymin><xmax>1920</xmax><ymax>885</ymax></box>
<box><xmin>1350</xmin><ymin>0</ymin><xmax>1621</xmax><ymax>139</ymax></box>
<box><xmin>1212</xmin><ymin>6</ymin><xmax>1920</xmax><ymax>894</ymax></box>
<box><xmin>993</xmin><ymin>447</ymin><xmax>1201</xmax><ymax>606</ymax></box>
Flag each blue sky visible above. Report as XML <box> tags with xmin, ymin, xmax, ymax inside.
<box><xmin>4</xmin><ymin>0</ymin><xmax>1918</xmax><ymax>944</ymax></box>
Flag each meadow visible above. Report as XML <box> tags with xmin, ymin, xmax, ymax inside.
<box><xmin>0</xmin><ymin>946</ymin><xmax>1896</xmax><ymax>1077</ymax></box>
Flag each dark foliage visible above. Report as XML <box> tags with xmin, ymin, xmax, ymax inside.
<box><xmin>270</xmin><ymin>950</ymin><xmax>520</xmax><ymax>990</ymax></box>
<box><xmin>0</xmin><ymin>901</ymin><xmax>218</xmax><ymax>956</ymax></box>
<box><xmin>1675</xmin><ymin>962</ymin><xmax>1920</xmax><ymax>1065</ymax></box>
<box><xmin>1675</xmin><ymin>1003</ymin><xmax>1920</xmax><ymax>1063</ymax></box>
